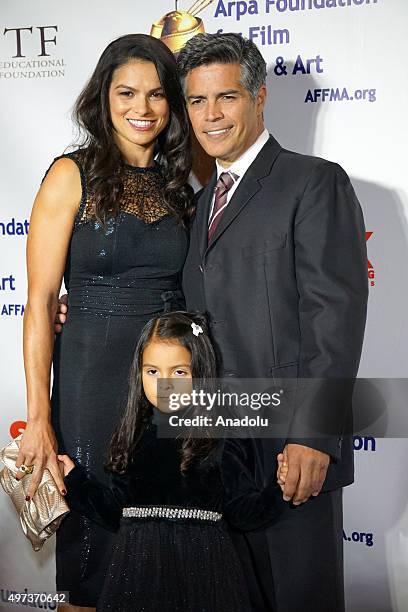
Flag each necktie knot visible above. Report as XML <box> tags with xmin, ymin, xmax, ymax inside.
<box><xmin>216</xmin><ymin>172</ymin><xmax>235</xmax><ymax>194</ymax></box>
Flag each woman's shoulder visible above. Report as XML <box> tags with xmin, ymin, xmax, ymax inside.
<box><xmin>36</xmin><ymin>149</ymin><xmax>87</xmax><ymax>218</ymax></box>
<box><xmin>41</xmin><ymin>148</ymin><xmax>87</xmax><ymax>198</ymax></box>
<box><xmin>49</xmin><ymin>147</ymin><xmax>87</xmax><ymax>175</ymax></box>
<box><xmin>41</xmin><ymin>158</ymin><xmax>79</xmax><ymax>191</ymax></box>
<box><xmin>43</xmin><ymin>148</ymin><xmax>85</xmax><ymax>179</ymax></box>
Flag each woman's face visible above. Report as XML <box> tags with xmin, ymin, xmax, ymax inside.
<box><xmin>142</xmin><ymin>339</ymin><xmax>193</xmax><ymax>413</ymax></box>
<box><xmin>109</xmin><ymin>59</ymin><xmax>170</xmax><ymax>162</ymax></box>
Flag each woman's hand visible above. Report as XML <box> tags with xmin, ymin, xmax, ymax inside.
<box><xmin>16</xmin><ymin>419</ymin><xmax>66</xmax><ymax>499</ymax></box>
<box><xmin>58</xmin><ymin>454</ymin><xmax>75</xmax><ymax>477</ymax></box>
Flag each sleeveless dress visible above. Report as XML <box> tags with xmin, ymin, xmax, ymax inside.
<box><xmin>50</xmin><ymin>151</ymin><xmax>188</xmax><ymax>607</ymax></box>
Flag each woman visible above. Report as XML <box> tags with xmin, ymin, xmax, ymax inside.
<box><xmin>18</xmin><ymin>33</ymin><xmax>193</xmax><ymax>611</ymax></box>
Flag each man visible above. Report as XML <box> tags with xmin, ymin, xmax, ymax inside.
<box><xmin>177</xmin><ymin>33</ymin><xmax>368</xmax><ymax>612</ymax></box>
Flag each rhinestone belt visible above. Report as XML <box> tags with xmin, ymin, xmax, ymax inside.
<box><xmin>122</xmin><ymin>506</ymin><xmax>222</xmax><ymax>522</ymax></box>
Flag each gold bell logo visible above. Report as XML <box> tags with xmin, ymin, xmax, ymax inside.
<box><xmin>151</xmin><ymin>1</ymin><xmax>214</xmax><ymax>53</ymax></box>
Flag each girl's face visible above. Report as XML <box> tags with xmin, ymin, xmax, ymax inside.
<box><xmin>142</xmin><ymin>339</ymin><xmax>192</xmax><ymax>412</ymax></box>
<box><xmin>109</xmin><ymin>59</ymin><xmax>170</xmax><ymax>163</ymax></box>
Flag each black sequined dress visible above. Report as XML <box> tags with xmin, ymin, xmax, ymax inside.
<box><xmin>50</xmin><ymin>152</ymin><xmax>187</xmax><ymax>607</ymax></box>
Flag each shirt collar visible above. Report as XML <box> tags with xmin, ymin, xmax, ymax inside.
<box><xmin>215</xmin><ymin>128</ymin><xmax>270</xmax><ymax>180</ymax></box>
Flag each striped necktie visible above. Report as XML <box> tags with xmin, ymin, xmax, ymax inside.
<box><xmin>208</xmin><ymin>171</ymin><xmax>237</xmax><ymax>244</ymax></box>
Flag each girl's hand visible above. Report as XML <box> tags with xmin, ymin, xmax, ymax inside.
<box><xmin>58</xmin><ymin>454</ymin><xmax>75</xmax><ymax>477</ymax></box>
<box><xmin>277</xmin><ymin>452</ymin><xmax>288</xmax><ymax>492</ymax></box>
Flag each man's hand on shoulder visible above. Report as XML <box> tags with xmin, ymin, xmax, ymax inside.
<box><xmin>54</xmin><ymin>294</ymin><xmax>68</xmax><ymax>333</ymax></box>
<box><xmin>282</xmin><ymin>443</ymin><xmax>330</xmax><ymax>505</ymax></box>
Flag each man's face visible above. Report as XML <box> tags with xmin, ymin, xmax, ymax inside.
<box><xmin>185</xmin><ymin>62</ymin><xmax>266</xmax><ymax>168</ymax></box>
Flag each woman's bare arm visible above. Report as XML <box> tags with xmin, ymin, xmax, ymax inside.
<box><xmin>18</xmin><ymin>158</ymin><xmax>82</xmax><ymax>499</ymax></box>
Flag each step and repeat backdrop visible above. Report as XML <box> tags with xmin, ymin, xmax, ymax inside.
<box><xmin>1</xmin><ymin>1</ymin><xmax>407</xmax><ymax>610</ymax></box>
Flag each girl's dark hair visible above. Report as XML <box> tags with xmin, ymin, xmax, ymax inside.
<box><xmin>107</xmin><ymin>311</ymin><xmax>218</xmax><ymax>474</ymax></box>
<box><xmin>73</xmin><ymin>33</ymin><xmax>194</xmax><ymax>224</ymax></box>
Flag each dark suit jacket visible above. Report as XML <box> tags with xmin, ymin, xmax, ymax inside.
<box><xmin>182</xmin><ymin>135</ymin><xmax>368</xmax><ymax>491</ymax></box>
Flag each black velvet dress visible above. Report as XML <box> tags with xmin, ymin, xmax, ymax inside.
<box><xmin>64</xmin><ymin>409</ymin><xmax>281</xmax><ymax>612</ymax></box>
<box><xmin>50</xmin><ymin>152</ymin><xmax>187</xmax><ymax>606</ymax></box>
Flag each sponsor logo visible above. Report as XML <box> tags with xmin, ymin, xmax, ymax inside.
<box><xmin>0</xmin><ymin>275</ymin><xmax>25</xmax><ymax>317</ymax></box>
<box><xmin>0</xmin><ymin>218</ymin><xmax>29</xmax><ymax>236</ymax></box>
<box><xmin>0</xmin><ymin>275</ymin><xmax>16</xmax><ymax>291</ymax></box>
<box><xmin>150</xmin><ymin>1</ymin><xmax>289</xmax><ymax>54</ymax></box>
<box><xmin>343</xmin><ymin>529</ymin><xmax>374</xmax><ymax>547</ymax></box>
<box><xmin>10</xmin><ymin>421</ymin><xmax>26</xmax><ymax>439</ymax></box>
<box><xmin>213</xmin><ymin>1</ymin><xmax>292</xmax><ymax>45</ymax></box>
<box><xmin>213</xmin><ymin>0</ymin><xmax>377</xmax><ymax>20</ymax></box>
<box><xmin>264</xmin><ymin>0</ymin><xmax>377</xmax><ymax>13</ymax></box>
<box><xmin>1</xmin><ymin>25</ymin><xmax>66</xmax><ymax>80</ymax></box>
<box><xmin>273</xmin><ymin>54</ymin><xmax>323</xmax><ymax>76</ymax></box>
<box><xmin>215</xmin><ymin>0</ymin><xmax>258</xmax><ymax>20</ymax></box>
<box><xmin>1</xmin><ymin>304</ymin><xmax>25</xmax><ymax>316</ymax></box>
<box><xmin>353</xmin><ymin>436</ymin><xmax>376</xmax><ymax>452</ymax></box>
<box><xmin>243</xmin><ymin>25</ymin><xmax>290</xmax><ymax>46</ymax></box>
<box><xmin>366</xmin><ymin>231</ymin><xmax>375</xmax><ymax>286</ymax></box>
<box><xmin>305</xmin><ymin>87</ymin><xmax>376</xmax><ymax>103</ymax></box>
<box><xmin>150</xmin><ymin>3</ymin><xmax>291</xmax><ymax>70</ymax></box>
<box><xmin>151</xmin><ymin>1</ymin><xmax>214</xmax><ymax>53</ymax></box>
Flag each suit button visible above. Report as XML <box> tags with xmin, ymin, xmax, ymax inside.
<box><xmin>199</xmin><ymin>265</ymin><xmax>203</xmax><ymax>273</ymax></box>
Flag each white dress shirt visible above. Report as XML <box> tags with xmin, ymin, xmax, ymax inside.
<box><xmin>208</xmin><ymin>128</ymin><xmax>270</xmax><ymax>224</ymax></box>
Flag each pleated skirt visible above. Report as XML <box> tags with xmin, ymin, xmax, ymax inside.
<box><xmin>97</xmin><ymin>518</ymin><xmax>250</xmax><ymax>612</ymax></box>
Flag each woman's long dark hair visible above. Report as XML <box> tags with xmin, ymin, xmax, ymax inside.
<box><xmin>107</xmin><ymin>312</ymin><xmax>218</xmax><ymax>474</ymax></box>
<box><xmin>73</xmin><ymin>34</ymin><xmax>193</xmax><ymax>224</ymax></box>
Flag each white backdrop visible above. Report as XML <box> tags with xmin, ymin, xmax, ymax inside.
<box><xmin>1</xmin><ymin>1</ymin><xmax>408</xmax><ymax>610</ymax></box>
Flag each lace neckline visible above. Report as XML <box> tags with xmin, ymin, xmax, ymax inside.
<box><xmin>124</xmin><ymin>162</ymin><xmax>161</xmax><ymax>174</ymax></box>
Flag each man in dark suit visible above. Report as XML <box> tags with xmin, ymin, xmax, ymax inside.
<box><xmin>177</xmin><ymin>33</ymin><xmax>368</xmax><ymax>612</ymax></box>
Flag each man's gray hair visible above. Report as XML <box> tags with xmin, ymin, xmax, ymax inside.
<box><xmin>177</xmin><ymin>32</ymin><xmax>267</xmax><ymax>100</ymax></box>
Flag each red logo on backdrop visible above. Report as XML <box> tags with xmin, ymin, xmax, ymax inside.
<box><xmin>366</xmin><ymin>231</ymin><xmax>375</xmax><ymax>287</ymax></box>
<box><xmin>10</xmin><ymin>421</ymin><xmax>26</xmax><ymax>439</ymax></box>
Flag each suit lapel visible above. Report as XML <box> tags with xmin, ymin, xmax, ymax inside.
<box><xmin>204</xmin><ymin>135</ymin><xmax>282</xmax><ymax>257</ymax></box>
<box><xmin>196</xmin><ymin>172</ymin><xmax>217</xmax><ymax>261</ymax></box>
<box><xmin>206</xmin><ymin>174</ymin><xmax>261</xmax><ymax>249</ymax></box>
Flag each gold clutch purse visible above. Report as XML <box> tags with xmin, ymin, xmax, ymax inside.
<box><xmin>0</xmin><ymin>435</ymin><xmax>69</xmax><ymax>551</ymax></box>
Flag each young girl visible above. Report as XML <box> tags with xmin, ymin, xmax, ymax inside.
<box><xmin>59</xmin><ymin>311</ymin><xmax>287</xmax><ymax>612</ymax></box>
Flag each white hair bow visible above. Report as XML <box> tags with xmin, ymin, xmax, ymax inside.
<box><xmin>191</xmin><ymin>322</ymin><xmax>203</xmax><ymax>337</ymax></box>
